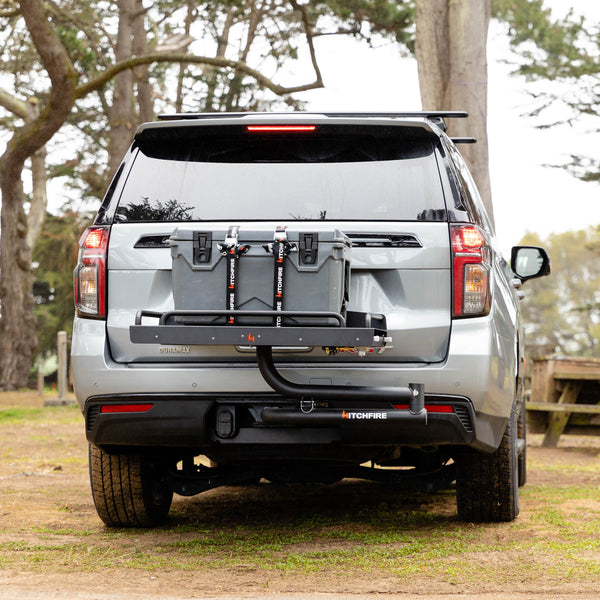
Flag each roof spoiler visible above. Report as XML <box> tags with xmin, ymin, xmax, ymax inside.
<box><xmin>157</xmin><ymin>110</ymin><xmax>468</xmax><ymax>132</ymax></box>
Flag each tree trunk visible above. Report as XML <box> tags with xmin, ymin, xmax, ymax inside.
<box><xmin>25</xmin><ymin>97</ymin><xmax>48</xmax><ymax>250</ymax></box>
<box><xmin>26</xmin><ymin>146</ymin><xmax>48</xmax><ymax>250</ymax></box>
<box><xmin>175</xmin><ymin>0</ymin><xmax>196</xmax><ymax>113</ymax></box>
<box><xmin>0</xmin><ymin>0</ymin><xmax>77</xmax><ymax>390</ymax></box>
<box><xmin>0</xmin><ymin>179</ymin><xmax>37</xmax><ymax>389</ymax></box>
<box><xmin>415</xmin><ymin>0</ymin><xmax>494</xmax><ymax>225</ymax></box>
<box><xmin>108</xmin><ymin>0</ymin><xmax>136</xmax><ymax>177</ymax></box>
<box><xmin>205</xmin><ymin>7</ymin><xmax>235</xmax><ymax>111</ymax></box>
<box><xmin>132</xmin><ymin>0</ymin><xmax>153</xmax><ymax>123</ymax></box>
<box><xmin>225</xmin><ymin>2</ymin><xmax>264</xmax><ymax>111</ymax></box>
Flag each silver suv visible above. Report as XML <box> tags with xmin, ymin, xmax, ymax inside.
<box><xmin>72</xmin><ymin>112</ymin><xmax>550</xmax><ymax>527</ymax></box>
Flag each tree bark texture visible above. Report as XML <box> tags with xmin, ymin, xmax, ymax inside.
<box><xmin>26</xmin><ymin>98</ymin><xmax>48</xmax><ymax>250</ymax></box>
<box><xmin>0</xmin><ymin>0</ymin><xmax>77</xmax><ymax>390</ymax></box>
<box><xmin>205</xmin><ymin>7</ymin><xmax>235</xmax><ymax>112</ymax></box>
<box><xmin>108</xmin><ymin>0</ymin><xmax>136</xmax><ymax>177</ymax></box>
<box><xmin>132</xmin><ymin>0</ymin><xmax>153</xmax><ymax>123</ymax></box>
<box><xmin>175</xmin><ymin>0</ymin><xmax>197</xmax><ymax>113</ymax></box>
<box><xmin>26</xmin><ymin>146</ymin><xmax>49</xmax><ymax>250</ymax></box>
<box><xmin>415</xmin><ymin>0</ymin><xmax>494</xmax><ymax>224</ymax></box>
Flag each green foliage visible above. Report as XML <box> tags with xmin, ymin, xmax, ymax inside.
<box><xmin>492</xmin><ymin>0</ymin><xmax>594</xmax><ymax>80</ymax></box>
<box><xmin>55</xmin><ymin>25</ymin><xmax>97</xmax><ymax>73</ymax></box>
<box><xmin>318</xmin><ymin>0</ymin><xmax>415</xmax><ymax>50</ymax></box>
<box><xmin>564</xmin><ymin>154</ymin><xmax>600</xmax><ymax>184</ymax></box>
<box><xmin>492</xmin><ymin>0</ymin><xmax>600</xmax><ymax>182</ymax></box>
<box><xmin>33</xmin><ymin>212</ymin><xmax>92</xmax><ymax>357</ymax></box>
<box><xmin>519</xmin><ymin>227</ymin><xmax>600</xmax><ymax>357</ymax></box>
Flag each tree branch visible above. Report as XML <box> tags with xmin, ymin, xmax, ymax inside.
<box><xmin>0</xmin><ymin>88</ymin><xmax>29</xmax><ymax>119</ymax></box>
<box><xmin>290</xmin><ymin>0</ymin><xmax>324</xmax><ymax>89</ymax></box>
<box><xmin>3</xmin><ymin>0</ymin><xmax>77</xmax><ymax>167</ymax></box>
<box><xmin>0</xmin><ymin>8</ymin><xmax>20</xmax><ymax>17</ymax></box>
<box><xmin>75</xmin><ymin>53</ymin><xmax>324</xmax><ymax>100</ymax></box>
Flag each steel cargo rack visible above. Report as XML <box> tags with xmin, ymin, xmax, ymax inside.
<box><xmin>130</xmin><ymin>308</ymin><xmax>389</xmax><ymax>353</ymax></box>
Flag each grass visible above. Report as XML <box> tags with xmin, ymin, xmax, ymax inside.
<box><xmin>0</xmin><ymin>407</ymin><xmax>46</xmax><ymax>424</ymax></box>
<box><xmin>2</xmin><ymin>484</ymin><xmax>598</xmax><ymax>580</ymax></box>
<box><xmin>2</xmin><ymin>517</ymin><xmax>596</xmax><ymax>582</ymax></box>
<box><xmin>529</xmin><ymin>460</ymin><xmax>600</xmax><ymax>475</ymax></box>
<box><xmin>0</xmin><ymin>405</ymin><xmax>81</xmax><ymax>426</ymax></box>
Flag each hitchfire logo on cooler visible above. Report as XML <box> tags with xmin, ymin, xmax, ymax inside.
<box><xmin>341</xmin><ymin>411</ymin><xmax>388</xmax><ymax>420</ymax></box>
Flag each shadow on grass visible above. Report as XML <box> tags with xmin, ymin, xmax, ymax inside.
<box><xmin>166</xmin><ymin>478</ymin><xmax>458</xmax><ymax>532</ymax></box>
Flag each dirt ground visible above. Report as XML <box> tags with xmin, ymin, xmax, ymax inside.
<box><xmin>1</xmin><ymin>391</ymin><xmax>600</xmax><ymax>600</ymax></box>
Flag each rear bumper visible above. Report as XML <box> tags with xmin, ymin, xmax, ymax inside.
<box><xmin>73</xmin><ymin>313</ymin><xmax>514</xmax><ymax>453</ymax></box>
<box><xmin>83</xmin><ymin>393</ymin><xmax>498</xmax><ymax>452</ymax></box>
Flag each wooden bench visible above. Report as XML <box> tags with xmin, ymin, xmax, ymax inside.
<box><xmin>526</xmin><ymin>357</ymin><xmax>600</xmax><ymax>447</ymax></box>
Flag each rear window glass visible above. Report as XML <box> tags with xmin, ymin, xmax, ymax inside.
<box><xmin>114</xmin><ymin>124</ymin><xmax>447</xmax><ymax>222</ymax></box>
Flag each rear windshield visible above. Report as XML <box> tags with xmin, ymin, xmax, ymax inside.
<box><xmin>114</xmin><ymin>124</ymin><xmax>447</xmax><ymax>222</ymax></box>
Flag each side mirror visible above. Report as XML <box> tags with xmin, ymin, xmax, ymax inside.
<box><xmin>510</xmin><ymin>246</ymin><xmax>551</xmax><ymax>282</ymax></box>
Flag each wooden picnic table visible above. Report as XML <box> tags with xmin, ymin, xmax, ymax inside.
<box><xmin>526</xmin><ymin>356</ymin><xmax>600</xmax><ymax>447</ymax></box>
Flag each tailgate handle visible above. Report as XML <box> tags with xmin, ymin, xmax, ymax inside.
<box><xmin>347</xmin><ymin>234</ymin><xmax>421</xmax><ymax>248</ymax></box>
<box><xmin>193</xmin><ymin>232</ymin><xmax>212</xmax><ymax>264</ymax></box>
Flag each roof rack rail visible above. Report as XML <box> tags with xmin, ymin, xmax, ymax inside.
<box><xmin>452</xmin><ymin>137</ymin><xmax>477</xmax><ymax>144</ymax></box>
<box><xmin>327</xmin><ymin>111</ymin><xmax>468</xmax><ymax>120</ymax></box>
<box><xmin>157</xmin><ymin>110</ymin><xmax>469</xmax><ymax>122</ymax></box>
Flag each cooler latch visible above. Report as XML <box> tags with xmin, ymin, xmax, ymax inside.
<box><xmin>193</xmin><ymin>232</ymin><xmax>212</xmax><ymax>264</ymax></box>
<box><xmin>299</xmin><ymin>232</ymin><xmax>318</xmax><ymax>265</ymax></box>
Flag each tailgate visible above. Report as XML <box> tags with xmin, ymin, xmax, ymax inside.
<box><xmin>106</xmin><ymin>221</ymin><xmax>451</xmax><ymax>364</ymax></box>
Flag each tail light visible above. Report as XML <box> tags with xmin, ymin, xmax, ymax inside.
<box><xmin>451</xmin><ymin>224</ymin><xmax>491</xmax><ymax>317</ymax></box>
<box><xmin>100</xmin><ymin>404</ymin><xmax>153</xmax><ymax>414</ymax></box>
<box><xmin>74</xmin><ymin>226</ymin><xmax>110</xmax><ymax>318</ymax></box>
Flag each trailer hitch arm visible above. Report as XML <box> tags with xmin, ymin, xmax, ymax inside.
<box><xmin>255</xmin><ymin>345</ymin><xmax>425</xmax><ymax>413</ymax></box>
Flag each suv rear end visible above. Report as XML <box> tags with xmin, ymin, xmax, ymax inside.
<box><xmin>72</xmin><ymin>112</ymin><xmax>549</xmax><ymax>527</ymax></box>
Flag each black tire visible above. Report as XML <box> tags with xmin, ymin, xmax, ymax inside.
<box><xmin>89</xmin><ymin>445</ymin><xmax>173</xmax><ymax>528</ymax></box>
<box><xmin>517</xmin><ymin>401</ymin><xmax>527</xmax><ymax>487</ymax></box>
<box><xmin>456</xmin><ymin>410</ymin><xmax>520</xmax><ymax>523</ymax></box>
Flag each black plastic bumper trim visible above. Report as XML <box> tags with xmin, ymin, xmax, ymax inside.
<box><xmin>84</xmin><ymin>394</ymin><xmax>477</xmax><ymax>450</ymax></box>
<box><xmin>85</xmin><ymin>398</ymin><xmax>213</xmax><ymax>447</ymax></box>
